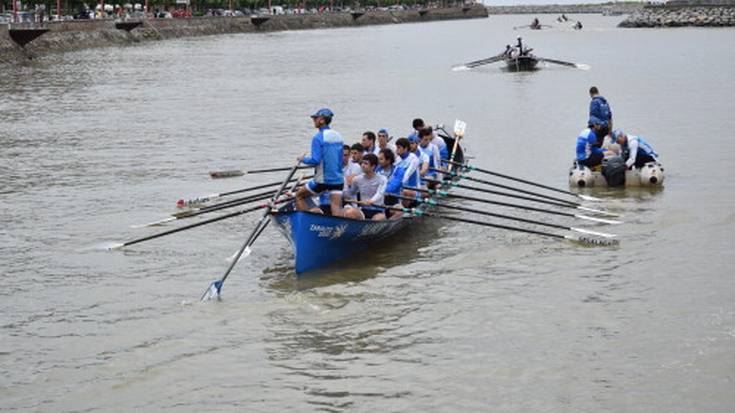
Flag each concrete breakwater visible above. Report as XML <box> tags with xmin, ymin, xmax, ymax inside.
<box><xmin>618</xmin><ymin>5</ymin><xmax>735</xmax><ymax>27</ymax></box>
<box><xmin>0</xmin><ymin>5</ymin><xmax>487</xmax><ymax>64</ymax></box>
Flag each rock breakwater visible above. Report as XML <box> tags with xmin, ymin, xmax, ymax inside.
<box><xmin>619</xmin><ymin>5</ymin><xmax>735</xmax><ymax>27</ymax></box>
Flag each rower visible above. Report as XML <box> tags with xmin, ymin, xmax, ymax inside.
<box><xmin>376</xmin><ymin>148</ymin><xmax>395</xmax><ymax>179</ymax></box>
<box><xmin>612</xmin><ymin>130</ymin><xmax>659</xmax><ymax>169</ymax></box>
<box><xmin>418</xmin><ymin>126</ymin><xmax>441</xmax><ymax>187</ymax></box>
<box><xmin>295</xmin><ymin>108</ymin><xmax>344</xmax><ymax>216</ymax></box>
<box><xmin>343</xmin><ymin>154</ymin><xmax>387</xmax><ymax>221</ymax></box>
<box><xmin>361</xmin><ymin>131</ymin><xmax>380</xmax><ymax>156</ymax></box>
<box><xmin>412</xmin><ymin>118</ymin><xmax>448</xmax><ymax>165</ymax></box>
<box><xmin>377</xmin><ymin>128</ymin><xmax>396</xmax><ymax>155</ymax></box>
<box><xmin>409</xmin><ymin>133</ymin><xmax>429</xmax><ymax>187</ymax></box>
<box><xmin>384</xmin><ymin>137</ymin><xmax>420</xmax><ymax>217</ymax></box>
<box><xmin>343</xmin><ymin>144</ymin><xmax>361</xmax><ymax>185</ymax></box>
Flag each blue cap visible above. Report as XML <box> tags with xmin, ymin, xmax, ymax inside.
<box><xmin>408</xmin><ymin>133</ymin><xmax>420</xmax><ymax>143</ymax></box>
<box><xmin>311</xmin><ymin>108</ymin><xmax>334</xmax><ymax>118</ymax></box>
<box><xmin>611</xmin><ymin>129</ymin><xmax>625</xmax><ymax>140</ymax></box>
<box><xmin>378</xmin><ymin>128</ymin><xmax>388</xmax><ymax>135</ymax></box>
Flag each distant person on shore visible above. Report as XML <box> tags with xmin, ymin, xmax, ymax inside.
<box><xmin>589</xmin><ymin>86</ymin><xmax>613</xmax><ymax>142</ymax></box>
<box><xmin>576</xmin><ymin>118</ymin><xmax>612</xmax><ymax>169</ymax></box>
<box><xmin>612</xmin><ymin>130</ymin><xmax>659</xmax><ymax>169</ymax></box>
<box><xmin>295</xmin><ymin>108</ymin><xmax>344</xmax><ymax>216</ymax></box>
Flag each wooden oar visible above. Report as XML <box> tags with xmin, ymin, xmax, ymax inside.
<box><xmin>451</xmin><ymin>53</ymin><xmax>505</xmax><ymax>71</ymax></box>
<box><xmin>392</xmin><ymin>194</ymin><xmax>617</xmax><ymax>238</ymax></box>
<box><xmin>209</xmin><ymin>165</ymin><xmax>311</xmax><ymax>179</ymax></box>
<box><xmin>431</xmin><ymin>167</ymin><xmax>593</xmax><ymax>206</ymax></box>
<box><xmin>104</xmin><ymin>197</ymin><xmax>292</xmax><ymax>251</ymax></box>
<box><xmin>201</xmin><ymin>161</ymin><xmax>301</xmax><ymax>301</ymax></box>
<box><xmin>443</xmin><ymin>159</ymin><xmax>602</xmax><ymax>202</ymax></box>
<box><xmin>132</xmin><ymin>184</ymin><xmax>305</xmax><ymax>228</ymax></box>
<box><xmin>538</xmin><ymin>57</ymin><xmax>590</xmax><ymax>70</ymax></box>
<box><xmin>177</xmin><ymin>175</ymin><xmax>312</xmax><ymax>208</ymax></box>
<box><xmin>378</xmin><ymin>203</ymin><xmax>619</xmax><ymax>246</ymax></box>
<box><xmin>403</xmin><ymin>187</ymin><xmax>621</xmax><ymax>225</ymax></box>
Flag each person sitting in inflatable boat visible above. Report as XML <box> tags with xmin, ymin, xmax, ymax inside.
<box><xmin>611</xmin><ymin>129</ymin><xmax>659</xmax><ymax>169</ymax></box>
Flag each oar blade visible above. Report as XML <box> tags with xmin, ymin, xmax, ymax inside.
<box><xmin>209</xmin><ymin>170</ymin><xmax>245</xmax><ymax>179</ymax></box>
<box><xmin>574</xmin><ymin>214</ymin><xmax>622</xmax><ymax>225</ymax></box>
<box><xmin>570</xmin><ymin>227</ymin><xmax>616</xmax><ymax>238</ymax></box>
<box><xmin>97</xmin><ymin>242</ymin><xmax>125</xmax><ymax>251</ymax></box>
<box><xmin>577</xmin><ymin>194</ymin><xmax>602</xmax><ymax>202</ymax></box>
<box><xmin>566</xmin><ymin>234</ymin><xmax>620</xmax><ymax>247</ymax></box>
<box><xmin>577</xmin><ymin>206</ymin><xmax>622</xmax><ymax>218</ymax></box>
<box><xmin>201</xmin><ymin>280</ymin><xmax>223</xmax><ymax>301</ymax></box>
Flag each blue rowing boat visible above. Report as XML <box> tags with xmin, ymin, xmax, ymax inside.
<box><xmin>271</xmin><ymin>135</ymin><xmax>463</xmax><ymax>273</ymax></box>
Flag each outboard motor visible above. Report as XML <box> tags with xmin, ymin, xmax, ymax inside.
<box><xmin>601</xmin><ymin>155</ymin><xmax>626</xmax><ymax>187</ymax></box>
<box><xmin>639</xmin><ymin>162</ymin><xmax>665</xmax><ymax>186</ymax></box>
<box><xmin>569</xmin><ymin>162</ymin><xmax>594</xmax><ymax>187</ymax></box>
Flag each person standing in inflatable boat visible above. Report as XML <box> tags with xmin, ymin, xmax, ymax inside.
<box><xmin>589</xmin><ymin>86</ymin><xmax>612</xmax><ymax>145</ymax></box>
<box><xmin>612</xmin><ymin>130</ymin><xmax>659</xmax><ymax>169</ymax></box>
<box><xmin>576</xmin><ymin>118</ymin><xmax>612</xmax><ymax>169</ymax></box>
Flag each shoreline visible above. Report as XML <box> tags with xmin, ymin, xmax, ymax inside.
<box><xmin>0</xmin><ymin>5</ymin><xmax>487</xmax><ymax>65</ymax></box>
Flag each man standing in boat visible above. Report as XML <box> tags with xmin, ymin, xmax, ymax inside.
<box><xmin>589</xmin><ymin>86</ymin><xmax>613</xmax><ymax>144</ymax></box>
<box><xmin>296</xmin><ymin>108</ymin><xmax>345</xmax><ymax>217</ymax></box>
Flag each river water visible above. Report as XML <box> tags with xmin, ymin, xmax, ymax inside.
<box><xmin>2</xmin><ymin>14</ymin><xmax>735</xmax><ymax>412</ymax></box>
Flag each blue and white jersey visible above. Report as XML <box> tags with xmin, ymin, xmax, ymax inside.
<box><xmin>343</xmin><ymin>161</ymin><xmax>362</xmax><ymax>178</ymax></box>
<box><xmin>375</xmin><ymin>164</ymin><xmax>394</xmax><ymax>180</ymax></box>
<box><xmin>363</xmin><ymin>145</ymin><xmax>381</xmax><ymax>157</ymax></box>
<box><xmin>431</xmin><ymin>134</ymin><xmax>449</xmax><ymax>163</ymax></box>
<box><xmin>302</xmin><ymin>126</ymin><xmax>344</xmax><ymax>185</ymax></box>
<box><xmin>419</xmin><ymin>142</ymin><xmax>441</xmax><ymax>179</ymax></box>
<box><xmin>385</xmin><ymin>152</ymin><xmax>420</xmax><ymax>195</ymax></box>
<box><xmin>624</xmin><ymin>135</ymin><xmax>658</xmax><ymax>167</ymax></box>
<box><xmin>575</xmin><ymin>128</ymin><xmax>605</xmax><ymax>161</ymax></box>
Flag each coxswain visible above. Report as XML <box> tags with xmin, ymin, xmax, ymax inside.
<box><xmin>296</xmin><ymin>108</ymin><xmax>344</xmax><ymax>216</ymax></box>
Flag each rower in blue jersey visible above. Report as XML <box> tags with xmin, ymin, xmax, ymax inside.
<box><xmin>576</xmin><ymin>118</ymin><xmax>611</xmax><ymax>169</ymax></box>
<box><xmin>409</xmin><ymin>133</ymin><xmax>429</xmax><ymax>187</ymax></box>
<box><xmin>612</xmin><ymin>129</ymin><xmax>659</xmax><ymax>169</ymax></box>
<box><xmin>412</xmin><ymin>117</ymin><xmax>448</xmax><ymax>165</ymax></box>
<box><xmin>418</xmin><ymin>126</ymin><xmax>441</xmax><ymax>185</ymax></box>
<box><xmin>589</xmin><ymin>86</ymin><xmax>613</xmax><ymax>140</ymax></box>
<box><xmin>385</xmin><ymin>138</ymin><xmax>420</xmax><ymax>214</ymax></box>
<box><xmin>376</xmin><ymin>148</ymin><xmax>395</xmax><ymax>179</ymax></box>
<box><xmin>296</xmin><ymin>108</ymin><xmax>344</xmax><ymax>216</ymax></box>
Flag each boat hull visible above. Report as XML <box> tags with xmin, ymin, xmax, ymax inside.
<box><xmin>504</xmin><ymin>56</ymin><xmax>539</xmax><ymax>71</ymax></box>
<box><xmin>568</xmin><ymin>161</ymin><xmax>665</xmax><ymax>188</ymax></box>
<box><xmin>272</xmin><ymin>203</ymin><xmax>412</xmax><ymax>273</ymax></box>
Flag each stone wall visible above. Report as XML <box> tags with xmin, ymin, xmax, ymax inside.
<box><xmin>619</xmin><ymin>5</ymin><xmax>735</xmax><ymax>26</ymax></box>
<box><xmin>0</xmin><ymin>5</ymin><xmax>487</xmax><ymax>64</ymax></box>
